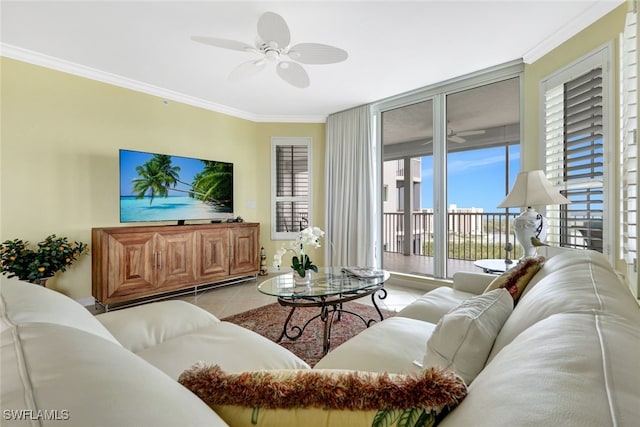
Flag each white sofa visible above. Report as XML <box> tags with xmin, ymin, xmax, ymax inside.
<box><xmin>2</xmin><ymin>248</ymin><xmax>639</xmax><ymax>426</ymax></box>
<box><xmin>316</xmin><ymin>248</ymin><xmax>640</xmax><ymax>426</ymax></box>
<box><xmin>0</xmin><ymin>276</ymin><xmax>309</xmax><ymax>426</ymax></box>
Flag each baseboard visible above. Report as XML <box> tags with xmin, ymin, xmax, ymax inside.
<box><xmin>76</xmin><ymin>297</ymin><xmax>95</xmax><ymax>307</ymax></box>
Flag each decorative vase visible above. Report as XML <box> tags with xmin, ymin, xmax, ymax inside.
<box><xmin>293</xmin><ymin>270</ymin><xmax>311</xmax><ymax>285</ymax></box>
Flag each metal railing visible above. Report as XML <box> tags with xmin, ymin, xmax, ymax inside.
<box><xmin>383</xmin><ymin>211</ymin><xmax>522</xmax><ymax>261</ymax></box>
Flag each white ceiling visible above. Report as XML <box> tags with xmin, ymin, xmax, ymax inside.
<box><xmin>0</xmin><ymin>1</ymin><xmax>624</xmax><ymax>123</ymax></box>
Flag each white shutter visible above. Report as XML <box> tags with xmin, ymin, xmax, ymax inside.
<box><xmin>544</xmin><ymin>84</ymin><xmax>566</xmax><ymax>245</ymax></box>
<box><xmin>620</xmin><ymin>2</ymin><xmax>638</xmax><ymax>297</ymax></box>
<box><xmin>544</xmin><ymin>67</ymin><xmax>605</xmax><ymax>251</ymax></box>
<box><xmin>271</xmin><ymin>137</ymin><xmax>313</xmax><ymax>240</ymax></box>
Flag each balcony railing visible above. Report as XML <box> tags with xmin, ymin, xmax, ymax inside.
<box><xmin>383</xmin><ymin>211</ymin><xmax>522</xmax><ymax>261</ymax></box>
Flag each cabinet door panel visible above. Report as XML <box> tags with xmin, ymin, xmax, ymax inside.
<box><xmin>106</xmin><ymin>233</ymin><xmax>156</xmax><ymax>300</ymax></box>
<box><xmin>230</xmin><ymin>226</ymin><xmax>259</xmax><ymax>275</ymax></box>
<box><xmin>196</xmin><ymin>229</ymin><xmax>229</xmax><ymax>280</ymax></box>
<box><xmin>156</xmin><ymin>232</ymin><xmax>197</xmax><ymax>289</ymax></box>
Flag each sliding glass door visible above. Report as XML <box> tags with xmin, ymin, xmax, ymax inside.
<box><xmin>445</xmin><ymin>78</ymin><xmax>521</xmax><ymax>273</ymax></box>
<box><xmin>375</xmin><ymin>63</ymin><xmax>523</xmax><ymax>279</ymax></box>
<box><xmin>381</xmin><ymin>100</ymin><xmax>435</xmax><ymax>276</ymax></box>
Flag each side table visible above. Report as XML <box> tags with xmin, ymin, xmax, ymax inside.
<box><xmin>473</xmin><ymin>259</ymin><xmax>516</xmax><ymax>274</ymax></box>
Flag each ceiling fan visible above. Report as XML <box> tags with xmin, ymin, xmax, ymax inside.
<box><xmin>446</xmin><ymin>128</ymin><xmax>486</xmax><ymax>143</ymax></box>
<box><xmin>423</xmin><ymin>128</ymin><xmax>486</xmax><ymax>145</ymax></box>
<box><xmin>191</xmin><ymin>12</ymin><xmax>348</xmax><ymax>88</ymax></box>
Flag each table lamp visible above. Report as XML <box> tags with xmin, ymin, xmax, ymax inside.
<box><xmin>498</xmin><ymin>170</ymin><xmax>570</xmax><ymax>258</ymax></box>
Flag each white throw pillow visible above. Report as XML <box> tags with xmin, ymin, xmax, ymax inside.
<box><xmin>423</xmin><ymin>288</ymin><xmax>513</xmax><ymax>384</ymax></box>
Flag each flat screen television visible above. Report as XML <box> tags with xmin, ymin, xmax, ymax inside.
<box><xmin>119</xmin><ymin>149</ymin><xmax>233</xmax><ymax>223</ymax></box>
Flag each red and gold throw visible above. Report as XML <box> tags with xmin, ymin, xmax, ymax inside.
<box><xmin>484</xmin><ymin>256</ymin><xmax>545</xmax><ymax>302</ymax></box>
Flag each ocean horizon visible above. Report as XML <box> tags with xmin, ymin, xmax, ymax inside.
<box><xmin>120</xmin><ymin>195</ymin><xmax>232</xmax><ymax>222</ymax></box>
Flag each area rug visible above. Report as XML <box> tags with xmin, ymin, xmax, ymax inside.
<box><xmin>222</xmin><ymin>302</ymin><xmax>395</xmax><ymax>367</ymax></box>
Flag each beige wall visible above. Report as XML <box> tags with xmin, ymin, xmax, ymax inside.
<box><xmin>0</xmin><ymin>57</ymin><xmax>325</xmax><ymax>299</ymax></box>
<box><xmin>522</xmin><ymin>3</ymin><xmax>627</xmax><ymax>170</ymax></box>
<box><xmin>522</xmin><ymin>3</ymin><xmax>627</xmax><ymax>262</ymax></box>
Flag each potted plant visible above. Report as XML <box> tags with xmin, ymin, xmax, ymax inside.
<box><xmin>0</xmin><ymin>234</ymin><xmax>89</xmax><ymax>286</ymax></box>
<box><xmin>273</xmin><ymin>227</ymin><xmax>325</xmax><ymax>284</ymax></box>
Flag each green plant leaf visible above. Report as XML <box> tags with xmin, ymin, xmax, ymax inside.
<box><xmin>397</xmin><ymin>409</ymin><xmax>423</xmax><ymax>427</ymax></box>
<box><xmin>372</xmin><ymin>409</ymin><xmax>402</xmax><ymax>427</ymax></box>
<box><xmin>414</xmin><ymin>410</ymin><xmax>435</xmax><ymax>427</ymax></box>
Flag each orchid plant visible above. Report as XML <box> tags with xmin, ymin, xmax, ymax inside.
<box><xmin>273</xmin><ymin>227</ymin><xmax>325</xmax><ymax>278</ymax></box>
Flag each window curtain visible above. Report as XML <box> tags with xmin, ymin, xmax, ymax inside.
<box><xmin>325</xmin><ymin>105</ymin><xmax>376</xmax><ymax>267</ymax></box>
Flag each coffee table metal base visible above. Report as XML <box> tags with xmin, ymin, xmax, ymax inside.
<box><xmin>275</xmin><ymin>284</ymin><xmax>387</xmax><ymax>355</ymax></box>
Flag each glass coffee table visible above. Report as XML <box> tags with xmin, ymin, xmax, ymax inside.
<box><xmin>258</xmin><ymin>267</ymin><xmax>390</xmax><ymax>355</ymax></box>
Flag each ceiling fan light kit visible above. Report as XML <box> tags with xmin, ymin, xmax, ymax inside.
<box><xmin>192</xmin><ymin>11</ymin><xmax>348</xmax><ymax>88</ymax></box>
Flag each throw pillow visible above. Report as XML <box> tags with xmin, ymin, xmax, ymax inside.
<box><xmin>178</xmin><ymin>364</ymin><xmax>467</xmax><ymax>427</ymax></box>
<box><xmin>422</xmin><ymin>288</ymin><xmax>513</xmax><ymax>385</ymax></box>
<box><xmin>483</xmin><ymin>256</ymin><xmax>545</xmax><ymax>302</ymax></box>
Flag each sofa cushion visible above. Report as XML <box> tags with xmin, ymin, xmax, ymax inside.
<box><xmin>396</xmin><ymin>287</ymin><xmax>477</xmax><ymax>324</ymax></box>
<box><xmin>483</xmin><ymin>256</ymin><xmax>544</xmax><ymax>302</ymax></box>
<box><xmin>0</xmin><ymin>277</ymin><xmax>120</xmax><ymax>346</ymax></box>
<box><xmin>135</xmin><ymin>321</ymin><xmax>310</xmax><ymax>379</ymax></box>
<box><xmin>521</xmin><ymin>248</ymin><xmax>611</xmax><ymax>299</ymax></box>
<box><xmin>488</xmin><ymin>250</ymin><xmax>640</xmax><ymax>361</ymax></box>
<box><xmin>96</xmin><ymin>300</ymin><xmax>220</xmax><ymax>352</ymax></box>
<box><xmin>1</xmin><ymin>322</ymin><xmax>227</xmax><ymax>426</ymax></box>
<box><xmin>179</xmin><ymin>364</ymin><xmax>467</xmax><ymax>427</ymax></box>
<box><xmin>423</xmin><ymin>289</ymin><xmax>513</xmax><ymax>384</ymax></box>
<box><xmin>439</xmin><ymin>312</ymin><xmax>640</xmax><ymax>427</ymax></box>
<box><xmin>314</xmin><ymin>316</ymin><xmax>436</xmax><ymax>373</ymax></box>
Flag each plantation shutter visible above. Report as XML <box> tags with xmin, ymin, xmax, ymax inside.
<box><xmin>543</xmin><ymin>61</ymin><xmax>605</xmax><ymax>252</ymax></box>
<box><xmin>620</xmin><ymin>2</ymin><xmax>638</xmax><ymax>296</ymax></box>
<box><xmin>271</xmin><ymin>137</ymin><xmax>312</xmax><ymax>239</ymax></box>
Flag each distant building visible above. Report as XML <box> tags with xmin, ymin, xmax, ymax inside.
<box><xmin>383</xmin><ymin>159</ymin><xmax>484</xmax><ymax>253</ymax></box>
<box><xmin>383</xmin><ymin>159</ymin><xmax>421</xmax><ymax>213</ymax></box>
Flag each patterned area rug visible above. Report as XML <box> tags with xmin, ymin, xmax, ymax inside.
<box><xmin>222</xmin><ymin>301</ymin><xmax>395</xmax><ymax>367</ymax></box>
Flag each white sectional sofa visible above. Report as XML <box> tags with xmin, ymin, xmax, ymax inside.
<box><xmin>0</xmin><ymin>276</ymin><xmax>309</xmax><ymax>427</ymax></box>
<box><xmin>2</xmin><ymin>248</ymin><xmax>639</xmax><ymax>426</ymax></box>
<box><xmin>316</xmin><ymin>248</ymin><xmax>640</xmax><ymax>426</ymax></box>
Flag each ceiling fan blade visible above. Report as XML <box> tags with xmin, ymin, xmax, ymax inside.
<box><xmin>448</xmin><ymin>135</ymin><xmax>466</xmax><ymax>144</ymax></box>
<box><xmin>257</xmin><ymin>12</ymin><xmax>290</xmax><ymax>48</ymax></box>
<box><xmin>456</xmin><ymin>129</ymin><xmax>486</xmax><ymax>137</ymax></box>
<box><xmin>276</xmin><ymin>61</ymin><xmax>310</xmax><ymax>88</ymax></box>
<box><xmin>191</xmin><ymin>36</ymin><xmax>255</xmax><ymax>52</ymax></box>
<box><xmin>229</xmin><ymin>59</ymin><xmax>267</xmax><ymax>81</ymax></box>
<box><xmin>288</xmin><ymin>43</ymin><xmax>348</xmax><ymax>64</ymax></box>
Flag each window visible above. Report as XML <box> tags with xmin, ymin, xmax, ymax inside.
<box><xmin>541</xmin><ymin>45</ymin><xmax>612</xmax><ymax>253</ymax></box>
<box><xmin>271</xmin><ymin>137</ymin><xmax>312</xmax><ymax>240</ymax></box>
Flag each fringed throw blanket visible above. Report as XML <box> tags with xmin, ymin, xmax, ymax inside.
<box><xmin>178</xmin><ymin>364</ymin><xmax>467</xmax><ymax>427</ymax></box>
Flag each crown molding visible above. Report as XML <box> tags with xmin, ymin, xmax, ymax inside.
<box><xmin>1</xmin><ymin>43</ymin><xmax>327</xmax><ymax>124</ymax></box>
<box><xmin>522</xmin><ymin>0</ymin><xmax>625</xmax><ymax>64</ymax></box>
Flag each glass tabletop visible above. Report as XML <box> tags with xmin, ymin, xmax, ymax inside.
<box><xmin>258</xmin><ymin>267</ymin><xmax>389</xmax><ymax>299</ymax></box>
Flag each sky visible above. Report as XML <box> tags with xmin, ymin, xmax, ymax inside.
<box><xmin>119</xmin><ymin>149</ymin><xmax>229</xmax><ymax>196</ymax></box>
<box><xmin>420</xmin><ymin>145</ymin><xmax>520</xmax><ymax>212</ymax></box>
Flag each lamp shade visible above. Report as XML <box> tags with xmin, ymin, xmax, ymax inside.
<box><xmin>498</xmin><ymin>170</ymin><xmax>570</xmax><ymax>208</ymax></box>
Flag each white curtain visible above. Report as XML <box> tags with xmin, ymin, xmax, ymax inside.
<box><xmin>325</xmin><ymin>105</ymin><xmax>376</xmax><ymax>267</ymax></box>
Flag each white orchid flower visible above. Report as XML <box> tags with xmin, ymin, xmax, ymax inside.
<box><xmin>269</xmin><ymin>226</ymin><xmax>324</xmax><ymax>276</ymax></box>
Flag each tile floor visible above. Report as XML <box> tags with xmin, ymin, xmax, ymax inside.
<box><xmin>173</xmin><ymin>273</ymin><xmax>428</xmax><ymax>319</ymax></box>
